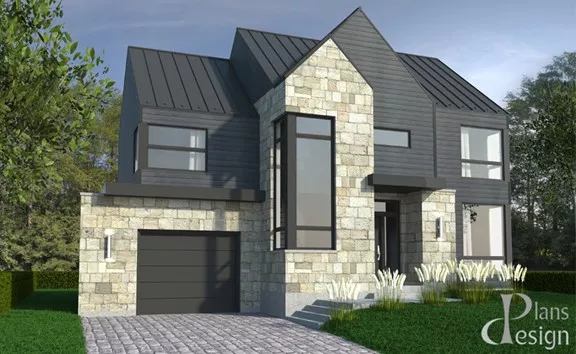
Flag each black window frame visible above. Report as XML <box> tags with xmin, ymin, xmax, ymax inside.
<box><xmin>460</xmin><ymin>202</ymin><xmax>507</xmax><ymax>263</ymax></box>
<box><xmin>146</xmin><ymin>124</ymin><xmax>208</xmax><ymax>172</ymax></box>
<box><xmin>273</xmin><ymin>113</ymin><xmax>336</xmax><ymax>250</ymax></box>
<box><xmin>374</xmin><ymin>127</ymin><xmax>411</xmax><ymax>148</ymax></box>
<box><xmin>460</xmin><ymin>125</ymin><xmax>503</xmax><ymax>180</ymax></box>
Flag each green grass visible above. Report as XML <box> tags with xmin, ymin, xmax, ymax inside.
<box><xmin>322</xmin><ymin>291</ymin><xmax>576</xmax><ymax>353</ymax></box>
<box><xmin>0</xmin><ymin>289</ymin><xmax>85</xmax><ymax>354</ymax></box>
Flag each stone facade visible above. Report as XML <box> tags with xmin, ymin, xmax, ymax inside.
<box><xmin>78</xmin><ymin>193</ymin><xmax>263</xmax><ymax>316</ymax></box>
<box><xmin>254</xmin><ymin>39</ymin><xmax>374</xmax><ymax>316</ymax></box>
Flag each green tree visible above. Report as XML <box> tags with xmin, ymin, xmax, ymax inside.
<box><xmin>506</xmin><ymin>52</ymin><xmax>576</xmax><ymax>269</ymax></box>
<box><xmin>0</xmin><ymin>0</ymin><xmax>114</xmax><ymax>205</ymax></box>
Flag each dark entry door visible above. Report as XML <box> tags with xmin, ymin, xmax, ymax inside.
<box><xmin>137</xmin><ymin>230</ymin><xmax>239</xmax><ymax>315</ymax></box>
<box><xmin>375</xmin><ymin>201</ymin><xmax>400</xmax><ymax>273</ymax></box>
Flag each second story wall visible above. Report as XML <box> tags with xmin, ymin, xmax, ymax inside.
<box><xmin>118</xmin><ymin>52</ymin><xmax>139</xmax><ymax>184</ymax></box>
<box><xmin>331</xmin><ymin>10</ymin><xmax>435</xmax><ymax>177</ymax></box>
<box><xmin>139</xmin><ymin>108</ymin><xmax>260</xmax><ymax>189</ymax></box>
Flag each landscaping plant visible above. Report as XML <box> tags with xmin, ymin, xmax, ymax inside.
<box><xmin>496</xmin><ymin>263</ymin><xmax>528</xmax><ymax>303</ymax></box>
<box><xmin>326</xmin><ymin>278</ymin><xmax>360</xmax><ymax>324</ymax></box>
<box><xmin>414</xmin><ymin>263</ymin><xmax>450</xmax><ymax>305</ymax></box>
<box><xmin>456</xmin><ymin>261</ymin><xmax>496</xmax><ymax>304</ymax></box>
<box><xmin>372</xmin><ymin>268</ymin><xmax>406</xmax><ymax>310</ymax></box>
<box><xmin>444</xmin><ymin>259</ymin><xmax>461</xmax><ymax>298</ymax></box>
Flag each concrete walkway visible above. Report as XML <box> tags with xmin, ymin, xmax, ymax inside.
<box><xmin>82</xmin><ymin>313</ymin><xmax>376</xmax><ymax>354</ymax></box>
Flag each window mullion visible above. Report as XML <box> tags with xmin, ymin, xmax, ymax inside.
<box><xmin>286</xmin><ymin>114</ymin><xmax>297</xmax><ymax>249</ymax></box>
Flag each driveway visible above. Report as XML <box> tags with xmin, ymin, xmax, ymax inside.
<box><xmin>82</xmin><ymin>313</ymin><xmax>376</xmax><ymax>354</ymax></box>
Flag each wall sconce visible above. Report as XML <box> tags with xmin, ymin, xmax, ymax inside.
<box><xmin>104</xmin><ymin>229</ymin><xmax>115</xmax><ymax>260</ymax></box>
<box><xmin>435</xmin><ymin>216</ymin><xmax>444</xmax><ymax>239</ymax></box>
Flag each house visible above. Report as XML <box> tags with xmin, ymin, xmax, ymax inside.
<box><xmin>78</xmin><ymin>7</ymin><xmax>511</xmax><ymax>318</ymax></box>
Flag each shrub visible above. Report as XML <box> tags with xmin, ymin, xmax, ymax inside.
<box><xmin>524</xmin><ymin>271</ymin><xmax>576</xmax><ymax>294</ymax></box>
<box><xmin>415</xmin><ymin>263</ymin><xmax>450</xmax><ymax>305</ymax></box>
<box><xmin>459</xmin><ymin>282</ymin><xmax>494</xmax><ymax>304</ymax></box>
<box><xmin>34</xmin><ymin>271</ymin><xmax>78</xmax><ymax>289</ymax></box>
<box><xmin>373</xmin><ymin>269</ymin><xmax>406</xmax><ymax>311</ymax></box>
<box><xmin>326</xmin><ymin>279</ymin><xmax>359</xmax><ymax>329</ymax></box>
<box><xmin>0</xmin><ymin>271</ymin><xmax>34</xmax><ymax>315</ymax></box>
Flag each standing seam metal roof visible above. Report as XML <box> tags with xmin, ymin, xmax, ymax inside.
<box><xmin>127</xmin><ymin>46</ymin><xmax>257</xmax><ymax>116</ymax></box>
<box><xmin>397</xmin><ymin>53</ymin><xmax>505</xmax><ymax>113</ymax></box>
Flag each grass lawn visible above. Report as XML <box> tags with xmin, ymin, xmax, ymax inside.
<box><xmin>322</xmin><ymin>291</ymin><xmax>576</xmax><ymax>353</ymax></box>
<box><xmin>0</xmin><ymin>289</ymin><xmax>85</xmax><ymax>354</ymax></box>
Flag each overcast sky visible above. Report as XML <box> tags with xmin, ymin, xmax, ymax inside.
<box><xmin>62</xmin><ymin>0</ymin><xmax>575</xmax><ymax>107</ymax></box>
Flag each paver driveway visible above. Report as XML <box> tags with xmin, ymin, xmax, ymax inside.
<box><xmin>82</xmin><ymin>313</ymin><xmax>375</xmax><ymax>354</ymax></box>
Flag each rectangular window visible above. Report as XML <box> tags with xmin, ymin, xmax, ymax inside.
<box><xmin>461</xmin><ymin>127</ymin><xmax>502</xmax><ymax>179</ymax></box>
<box><xmin>133</xmin><ymin>127</ymin><xmax>139</xmax><ymax>172</ymax></box>
<box><xmin>295</xmin><ymin>116</ymin><xmax>334</xmax><ymax>249</ymax></box>
<box><xmin>462</xmin><ymin>204</ymin><xmax>504</xmax><ymax>259</ymax></box>
<box><xmin>375</xmin><ymin>128</ymin><xmax>410</xmax><ymax>147</ymax></box>
<box><xmin>147</xmin><ymin>125</ymin><xmax>207</xmax><ymax>171</ymax></box>
<box><xmin>274</xmin><ymin>119</ymin><xmax>286</xmax><ymax>249</ymax></box>
<box><xmin>273</xmin><ymin>115</ymin><xmax>335</xmax><ymax>250</ymax></box>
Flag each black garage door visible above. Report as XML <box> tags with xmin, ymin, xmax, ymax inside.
<box><xmin>137</xmin><ymin>230</ymin><xmax>239</xmax><ymax>315</ymax></box>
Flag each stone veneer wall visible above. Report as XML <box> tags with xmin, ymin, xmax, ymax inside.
<box><xmin>78</xmin><ymin>193</ymin><xmax>263</xmax><ymax>316</ymax></box>
<box><xmin>376</xmin><ymin>189</ymin><xmax>456</xmax><ymax>280</ymax></box>
<box><xmin>255</xmin><ymin>38</ymin><xmax>375</xmax><ymax>316</ymax></box>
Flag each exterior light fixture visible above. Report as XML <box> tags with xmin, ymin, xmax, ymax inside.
<box><xmin>435</xmin><ymin>216</ymin><xmax>444</xmax><ymax>239</ymax></box>
<box><xmin>104</xmin><ymin>229</ymin><xmax>115</xmax><ymax>259</ymax></box>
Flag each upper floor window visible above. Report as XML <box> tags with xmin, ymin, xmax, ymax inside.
<box><xmin>133</xmin><ymin>127</ymin><xmax>139</xmax><ymax>172</ymax></box>
<box><xmin>147</xmin><ymin>125</ymin><xmax>207</xmax><ymax>171</ymax></box>
<box><xmin>461</xmin><ymin>126</ymin><xmax>502</xmax><ymax>179</ymax></box>
<box><xmin>375</xmin><ymin>128</ymin><xmax>410</xmax><ymax>148</ymax></box>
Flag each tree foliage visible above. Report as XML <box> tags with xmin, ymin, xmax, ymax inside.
<box><xmin>0</xmin><ymin>0</ymin><xmax>114</xmax><ymax>205</ymax></box>
<box><xmin>506</xmin><ymin>52</ymin><xmax>576</xmax><ymax>270</ymax></box>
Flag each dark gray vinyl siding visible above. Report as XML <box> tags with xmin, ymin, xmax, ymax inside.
<box><xmin>435</xmin><ymin>108</ymin><xmax>512</xmax><ymax>261</ymax></box>
<box><xmin>140</xmin><ymin>107</ymin><xmax>259</xmax><ymax>189</ymax></box>
<box><xmin>118</xmin><ymin>52</ymin><xmax>140</xmax><ymax>183</ymax></box>
<box><xmin>331</xmin><ymin>11</ymin><xmax>435</xmax><ymax>177</ymax></box>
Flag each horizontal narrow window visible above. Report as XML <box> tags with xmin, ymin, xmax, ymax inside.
<box><xmin>149</xmin><ymin>125</ymin><xmax>206</xmax><ymax>149</ymax></box>
<box><xmin>462</xmin><ymin>204</ymin><xmax>504</xmax><ymax>258</ymax></box>
<box><xmin>297</xmin><ymin>116</ymin><xmax>331</xmax><ymax>136</ymax></box>
<box><xmin>375</xmin><ymin>128</ymin><xmax>410</xmax><ymax>147</ymax></box>
<box><xmin>148</xmin><ymin>125</ymin><xmax>207</xmax><ymax>171</ymax></box>
<box><xmin>461</xmin><ymin>126</ymin><xmax>502</xmax><ymax>180</ymax></box>
<box><xmin>296</xmin><ymin>230</ymin><xmax>332</xmax><ymax>249</ymax></box>
<box><xmin>148</xmin><ymin>149</ymin><xmax>206</xmax><ymax>171</ymax></box>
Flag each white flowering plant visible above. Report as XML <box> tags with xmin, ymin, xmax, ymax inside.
<box><xmin>373</xmin><ymin>268</ymin><xmax>406</xmax><ymax>310</ymax></box>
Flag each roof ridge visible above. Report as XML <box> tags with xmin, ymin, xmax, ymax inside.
<box><xmin>128</xmin><ymin>45</ymin><xmax>229</xmax><ymax>62</ymax></box>
<box><xmin>397</xmin><ymin>52</ymin><xmax>441</xmax><ymax>61</ymax></box>
<box><xmin>235</xmin><ymin>27</ymin><xmax>319</xmax><ymax>42</ymax></box>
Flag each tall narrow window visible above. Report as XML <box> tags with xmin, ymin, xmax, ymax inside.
<box><xmin>147</xmin><ymin>125</ymin><xmax>207</xmax><ymax>171</ymax></box>
<box><xmin>461</xmin><ymin>127</ymin><xmax>502</xmax><ymax>179</ymax></box>
<box><xmin>274</xmin><ymin>119</ymin><xmax>287</xmax><ymax>249</ymax></box>
<box><xmin>133</xmin><ymin>127</ymin><xmax>139</xmax><ymax>172</ymax></box>
<box><xmin>462</xmin><ymin>204</ymin><xmax>505</xmax><ymax>264</ymax></box>
<box><xmin>273</xmin><ymin>115</ymin><xmax>335</xmax><ymax>250</ymax></box>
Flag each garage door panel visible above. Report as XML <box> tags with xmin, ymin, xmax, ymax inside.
<box><xmin>137</xmin><ymin>281</ymin><xmax>236</xmax><ymax>299</ymax></box>
<box><xmin>138</xmin><ymin>266</ymin><xmax>234</xmax><ymax>282</ymax></box>
<box><xmin>138</xmin><ymin>250</ymin><xmax>233</xmax><ymax>266</ymax></box>
<box><xmin>136</xmin><ymin>231</ymin><xmax>239</xmax><ymax>315</ymax></box>
<box><xmin>139</xmin><ymin>234</ymin><xmax>235</xmax><ymax>251</ymax></box>
<box><xmin>137</xmin><ymin>297</ymin><xmax>238</xmax><ymax>314</ymax></box>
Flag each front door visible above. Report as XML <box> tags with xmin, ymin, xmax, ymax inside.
<box><xmin>375</xmin><ymin>200</ymin><xmax>400</xmax><ymax>273</ymax></box>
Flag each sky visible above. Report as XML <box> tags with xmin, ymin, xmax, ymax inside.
<box><xmin>61</xmin><ymin>0</ymin><xmax>576</xmax><ymax>107</ymax></box>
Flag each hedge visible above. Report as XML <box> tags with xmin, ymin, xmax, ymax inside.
<box><xmin>524</xmin><ymin>271</ymin><xmax>576</xmax><ymax>294</ymax></box>
<box><xmin>34</xmin><ymin>271</ymin><xmax>79</xmax><ymax>289</ymax></box>
<box><xmin>0</xmin><ymin>271</ymin><xmax>35</xmax><ymax>315</ymax></box>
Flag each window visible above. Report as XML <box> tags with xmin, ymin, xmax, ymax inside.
<box><xmin>147</xmin><ymin>125</ymin><xmax>206</xmax><ymax>171</ymax></box>
<box><xmin>461</xmin><ymin>127</ymin><xmax>502</xmax><ymax>179</ymax></box>
<box><xmin>133</xmin><ymin>127</ymin><xmax>139</xmax><ymax>172</ymax></box>
<box><xmin>375</xmin><ymin>128</ymin><xmax>410</xmax><ymax>147</ymax></box>
<box><xmin>273</xmin><ymin>115</ymin><xmax>335</xmax><ymax>250</ymax></box>
<box><xmin>462</xmin><ymin>204</ymin><xmax>504</xmax><ymax>261</ymax></box>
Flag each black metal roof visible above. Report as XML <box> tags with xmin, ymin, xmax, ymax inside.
<box><xmin>235</xmin><ymin>28</ymin><xmax>319</xmax><ymax>86</ymax></box>
<box><xmin>127</xmin><ymin>46</ymin><xmax>257</xmax><ymax>116</ymax></box>
<box><xmin>397</xmin><ymin>53</ymin><xmax>505</xmax><ymax>113</ymax></box>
